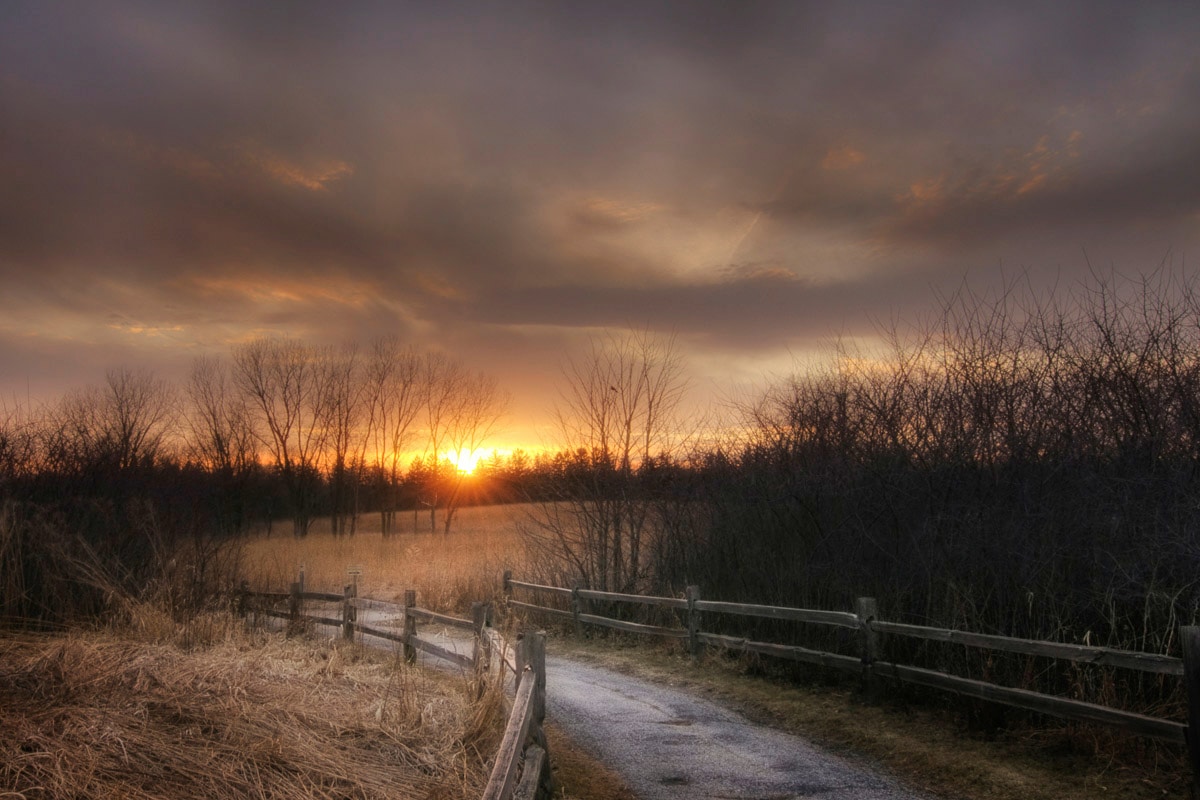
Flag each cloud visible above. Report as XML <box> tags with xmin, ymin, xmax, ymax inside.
<box><xmin>2</xmin><ymin>0</ymin><xmax>1200</xmax><ymax>419</ymax></box>
<box><xmin>821</xmin><ymin>145</ymin><xmax>866</xmax><ymax>171</ymax></box>
<box><xmin>237</xmin><ymin>142</ymin><xmax>354</xmax><ymax>191</ymax></box>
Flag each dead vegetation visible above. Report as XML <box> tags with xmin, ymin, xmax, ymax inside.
<box><xmin>0</xmin><ymin>609</ymin><xmax>507</xmax><ymax>800</ymax></box>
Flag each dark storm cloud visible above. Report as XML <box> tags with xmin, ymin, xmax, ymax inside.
<box><xmin>2</xmin><ymin>0</ymin><xmax>1199</xmax><ymax>426</ymax></box>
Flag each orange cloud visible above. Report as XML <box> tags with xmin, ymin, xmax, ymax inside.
<box><xmin>100</xmin><ymin>129</ymin><xmax>221</xmax><ymax>181</ymax></box>
<box><xmin>238</xmin><ymin>142</ymin><xmax>354</xmax><ymax>191</ymax></box>
<box><xmin>571</xmin><ymin>196</ymin><xmax>664</xmax><ymax>228</ymax></box>
<box><xmin>821</xmin><ymin>145</ymin><xmax>866</xmax><ymax>170</ymax></box>
<box><xmin>904</xmin><ymin>176</ymin><xmax>945</xmax><ymax>203</ymax></box>
<box><xmin>413</xmin><ymin>271</ymin><xmax>464</xmax><ymax>301</ymax></box>
<box><xmin>188</xmin><ymin>275</ymin><xmax>372</xmax><ymax>308</ymax></box>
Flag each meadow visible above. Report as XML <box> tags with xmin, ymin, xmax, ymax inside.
<box><xmin>242</xmin><ymin>503</ymin><xmax>532</xmax><ymax>612</ymax></box>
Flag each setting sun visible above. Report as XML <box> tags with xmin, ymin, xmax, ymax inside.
<box><xmin>445</xmin><ymin>447</ymin><xmax>487</xmax><ymax>475</ymax></box>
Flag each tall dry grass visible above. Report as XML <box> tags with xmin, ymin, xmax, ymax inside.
<box><xmin>0</xmin><ymin>604</ymin><xmax>508</xmax><ymax>800</ymax></box>
<box><xmin>242</xmin><ymin>503</ymin><xmax>533</xmax><ymax>613</ymax></box>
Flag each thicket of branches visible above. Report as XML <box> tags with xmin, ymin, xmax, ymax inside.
<box><xmin>665</xmin><ymin>270</ymin><xmax>1200</xmax><ymax>659</ymax></box>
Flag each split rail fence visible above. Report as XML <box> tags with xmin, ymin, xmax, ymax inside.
<box><xmin>503</xmin><ymin>571</ymin><xmax>1200</xmax><ymax>784</ymax></box>
<box><xmin>236</xmin><ymin>582</ymin><xmax>552</xmax><ymax>800</ymax></box>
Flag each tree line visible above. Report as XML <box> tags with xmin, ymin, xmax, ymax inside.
<box><xmin>7</xmin><ymin>267</ymin><xmax>1200</xmax><ymax>679</ymax></box>
<box><xmin>526</xmin><ymin>272</ymin><xmax>1200</xmax><ymax>671</ymax></box>
<box><xmin>0</xmin><ymin>336</ymin><xmax>515</xmax><ymax>622</ymax></box>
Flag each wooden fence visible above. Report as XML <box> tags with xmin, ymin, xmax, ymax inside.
<box><xmin>503</xmin><ymin>571</ymin><xmax>1200</xmax><ymax>784</ymax></box>
<box><xmin>236</xmin><ymin>582</ymin><xmax>552</xmax><ymax>800</ymax></box>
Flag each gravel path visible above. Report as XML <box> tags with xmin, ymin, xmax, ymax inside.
<box><xmin>545</xmin><ymin>654</ymin><xmax>927</xmax><ymax>800</ymax></box>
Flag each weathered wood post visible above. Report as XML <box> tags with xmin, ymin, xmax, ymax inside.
<box><xmin>403</xmin><ymin>589</ymin><xmax>417</xmax><ymax>664</ymax></box>
<box><xmin>472</xmin><ymin>601</ymin><xmax>492</xmax><ymax>672</ymax></box>
<box><xmin>342</xmin><ymin>583</ymin><xmax>356</xmax><ymax>641</ymax></box>
<box><xmin>288</xmin><ymin>581</ymin><xmax>301</xmax><ymax>637</ymax></box>
<box><xmin>235</xmin><ymin>579</ymin><xmax>248</xmax><ymax>617</ymax></box>
<box><xmin>510</xmin><ymin>630</ymin><xmax>553</xmax><ymax>799</ymax></box>
<box><xmin>1181</xmin><ymin>625</ymin><xmax>1200</xmax><ymax>792</ymax></box>
<box><xmin>529</xmin><ymin>632</ymin><xmax>546</xmax><ymax>726</ymax></box>
<box><xmin>529</xmin><ymin>631</ymin><xmax>552</xmax><ymax>797</ymax></box>
<box><xmin>855</xmin><ymin>597</ymin><xmax>879</xmax><ymax>699</ymax></box>
<box><xmin>516</xmin><ymin>633</ymin><xmax>529</xmax><ymax>687</ymax></box>
<box><xmin>686</xmin><ymin>585</ymin><xmax>702</xmax><ymax>660</ymax></box>
<box><xmin>503</xmin><ymin>569</ymin><xmax>513</xmax><ymax>604</ymax></box>
<box><xmin>571</xmin><ymin>582</ymin><xmax>583</xmax><ymax>638</ymax></box>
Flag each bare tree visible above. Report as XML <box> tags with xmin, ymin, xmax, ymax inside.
<box><xmin>323</xmin><ymin>344</ymin><xmax>363</xmax><ymax>536</ymax></box>
<box><xmin>440</xmin><ymin>370</ymin><xmax>509</xmax><ymax>533</ymax></box>
<box><xmin>363</xmin><ymin>337</ymin><xmax>424</xmax><ymax>535</ymax></box>
<box><xmin>419</xmin><ymin>353</ymin><xmax>466</xmax><ymax>532</ymax></box>
<box><xmin>184</xmin><ymin>356</ymin><xmax>259</xmax><ymax>536</ymax></box>
<box><xmin>51</xmin><ymin>367</ymin><xmax>178</xmax><ymax>473</ymax></box>
<box><xmin>232</xmin><ymin>338</ymin><xmax>333</xmax><ymax>537</ymax></box>
<box><xmin>527</xmin><ymin>329</ymin><xmax>688</xmax><ymax>592</ymax></box>
<box><xmin>0</xmin><ymin>401</ymin><xmax>37</xmax><ymax>493</ymax></box>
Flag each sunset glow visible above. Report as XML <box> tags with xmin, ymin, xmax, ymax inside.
<box><xmin>445</xmin><ymin>448</ymin><xmax>490</xmax><ymax>475</ymax></box>
<box><xmin>0</xmin><ymin>3</ymin><xmax>1197</xmax><ymax>448</ymax></box>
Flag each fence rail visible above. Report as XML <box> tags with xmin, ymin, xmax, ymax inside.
<box><xmin>237</xmin><ymin>580</ymin><xmax>552</xmax><ymax>800</ymax></box>
<box><xmin>502</xmin><ymin>570</ymin><xmax>1199</xmax><ymax>784</ymax></box>
<box><xmin>871</xmin><ymin>619</ymin><xmax>1184</xmax><ymax>675</ymax></box>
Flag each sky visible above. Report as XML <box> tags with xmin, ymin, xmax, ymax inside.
<box><xmin>2</xmin><ymin>1</ymin><xmax>1200</xmax><ymax>450</ymax></box>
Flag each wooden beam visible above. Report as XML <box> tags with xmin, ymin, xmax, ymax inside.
<box><xmin>407</xmin><ymin>606</ymin><xmax>475</xmax><ymax>631</ymax></box>
<box><xmin>872</xmin><ymin>620</ymin><xmax>1183</xmax><ymax>676</ymax></box>
<box><xmin>697</xmin><ymin>632</ymin><xmax>862</xmax><ymax>673</ymax></box>
<box><xmin>875</xmin><ymin>660</ymin><xmax>1186</xmax><ymax>744</ymax></box>
<box><xmin>508</xmin><ymin>600</ymin><xmax>575</xmax><ymax>620</ymax></box>
<box><xmin>297</xmin><ymin>591</ymin><xmax>346</xmax><ymax>603</ymax></box>
<box><xmin>692</xmin><ymin>599</ymin><xmax>860</xmax><ymax>629</ymax></box>
<box><xmin>507</xmin><ymin>579</ymin><xmax>574</xmax><ymax>600</ymax></box>
<box><xmin>409</xmin><ymin>634</ymin><xmax>474</xmax><ymax>670</ymax></box>
<box><xmin>575</xmin><ymin>588</ymin><xmax>689</xmax><ymax>609</ymax></box>
<box><xmin>513</xmin><ymin>744</ymin><xmax>546</xmax><ymax>800</ymax></box>
<box><xmin>577</xmin><ymin>613</ymin><xmax>688</xmax><ymax>639</ymax></box>
<box><xmin>482</xmin><ymin>671</ymin><xmax>537</xmax><ymax>800</ymax></box>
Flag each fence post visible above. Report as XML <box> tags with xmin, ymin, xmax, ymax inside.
<box><xmin>686</xmin><ymin>585</ymin><xmax>701</xmax><ymax>660</ymax></box>
<box><xmin>235</xmin><ymin>579</ymin><xmax>248</xmax><ymax>617</ymax></box>
<box><xmin>571</xmin><ymin>582</ymin><xmax>583</xmax><ymax>638</ymax></box>
<box><xmin>855</xmin><ymin>597</ymin><xmax>879</xmax><ymax>699</ymax></box>
<box><xmin>472</xmin><ymin>602</ymin><xmax>491</xmax><ymax>672</ymax></box>
<box><xmin>342</xmin><ymin>583</ymin><xmax>356</xmax><ymax>641</ymax></box>
<box><xmin>514</xmin><ymin>631</ymin><xmax>553</xmax><ymax>797</ymax></box>
<box><xmin>503</xmin><ymin>569</ymin><xmax>513</xmax><ymax>603</ymax></box>
<box><xmin>516</xmin><ymin>633</ymin><xmax>529</xmax><ymax>687</ymax></box>
<box><xmin>530</xmin><ymin>631</ymin><xmax>546</xmax><ymax>726</ymax></box>
<box><xmin>403</xmin><ymin>589</ymin><xmax>417</xmax><ymax>664</ymax></box>
<box><xmin>1182</xmin><ymin>625</ymin><xmax>1200</xmax><ymax>792</ymax></box>
<box><xmin>288</xmin><ymin>581</ymin><xmax>301</xmax><ymax>637</ymax></box>
<box><xmin>529</xmin><ymin>631</ymin><xmax>552</xmax><ymax>797</ymax></box>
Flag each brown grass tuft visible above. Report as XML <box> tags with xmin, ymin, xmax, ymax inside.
<box><xmin>0</xmin><ymin>613</ymin><xmax>504</xmax><ymax>799</ymax></box>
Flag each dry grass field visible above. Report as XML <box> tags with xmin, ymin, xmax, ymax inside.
<box><xmin>242</xmin><ymin>503</ymin><xmax>533</xmax><ymax>613</ymax></box>
<box><xmin>0</xmin><ymin>606</ymin><xmax>507</xmax><ymax>800</ymax></box>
